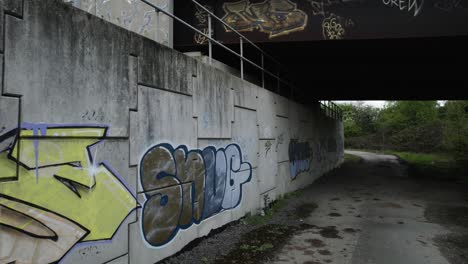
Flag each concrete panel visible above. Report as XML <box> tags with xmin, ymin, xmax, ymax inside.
<box><xmin>0</xmin><ymin>96</ymin><xmax>19</xmax><ymax>180</ymax></box>
<box><xmin>193</xmin><ymin>64</ymin><xmax>234</xmax><ymax>138</ymax></box>
<box><xmin>106</xmin><ymin>254</ymin><xmax>129</xmax><ymax>264</ymax></box>
<box><xmin>276</xmin><ymin>162</ymin><xmax>290</xmax><ymax>197</ymax></box>
<box><xmin>234</xmin><ymin>168</ymin><xmax>261</xmax><ymax>217</ymax></box>
<box><xmin>94</xmin><ymin>140</ymin><xmax>138</xmax><ymax>197</ymax></box>
<box><xmin>275</xmin><ymin>116</ymin><xmax>290</xmax><ymax>163</ymax></box>
<box><xmin>61</xmin><ymin>211</ymin><xmax>136</xmax><ymax>264</ymax></box>
<box><xmin>274</xmin><ymin>93</ymin><xmax>289</xmax><ymax>118</ymax></box>
<box><xmin>258</xmin><ymin>139</ymin><xmax>277</xmax><ymax>194</ymax></box>
<box><xmin>232</xmin><ymin>76</ymin><xmax>258</xmax><ymax>111</ymax></box>
<box><xmin>232</xmin><ymin>107</ymin><xmax>259</xmax><ymax>168</ymax></box>
<box><xmin>129</xmin><ymin>55</ymin><xmax>139</xmax><ymax>110</ymax></box>
<box><xmin>0</xmin><ymin>96</ymin><xmax>19</xmax><ymax>137</ymax></box>
<box><xmin>136</xmin><ymin>37</ymin><xmax>196</xmax><ymax>95</ymax></box>
<box><xmin>288</xmin><ymin>101</ymin><xmax>301</xmax><ymax>140</ymax></box>
<box><xmin>197</xmin><ymin>139</ymin><xmax>231</xmax><ymax>149</ymax></box>
<box><xmin>299</xmin><ymin>121</ymin><xmax>314</xmax><ymax>141</ymax></box>
<box><xmin>0</xmin><ymin>0</ymin><xmax>24</xmax><ymax>53</ymax></box>
<box><xmin>4</xmin><ymin>1</ymin><xmax>134</xmax><ymax>137</ymax></box>
<box><xmin>130</xmin><ymin>85</ymin><xmax>196</xmax><ymax>171</ymax></box>
<box><xmin>257</xmin><ymin>89</ymin><xmax>276</xmax><ymax>139</ymax></box>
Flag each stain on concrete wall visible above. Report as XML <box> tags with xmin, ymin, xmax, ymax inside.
<box><xmin>0</xmin><ymin>1</ymin><xmax>344</xmax><ymax>263</ymax></box>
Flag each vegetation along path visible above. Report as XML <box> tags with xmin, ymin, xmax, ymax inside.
<box><xmin>160</xmin><ymin>151</ymin><xmax>468</xmax><ymax>264</ymax></box>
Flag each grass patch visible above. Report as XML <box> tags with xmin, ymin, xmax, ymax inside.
<box><xmin>383</xmin><ymin>151</ymin><xmax>468</xmax><ymax>181</ymax></box>
<box><xmin>344</xmin><ymin>153</ymin><xmax>362</xmax><ymax>163</ymax></box>
<box><xmin>241</xmin><ymin>199</ymin><xmax>286</xmax><ymax>226</ymax></box>
<box><xmin>241</xmin><ymin>190</ymin><xmax>303</xmax><ymax>226</ymax></box>
<box><xmin>385</xmin><ymin>151</ymin><xmax>454</xmax><ymax>168</ymax></box>
<box><xmin>349</xmin><ymin>149</ymin><xmax>468</xmax><ymax>182</ymax></box>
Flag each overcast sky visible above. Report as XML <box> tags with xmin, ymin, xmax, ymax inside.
<box><xmin>334</xmin><ymin>101</ymin><xmax>387</xmax><ymax>108</ymax></box>
<box><xmin>334</xmin><ymin>101</ymin><xmax>446</xmax><ymax>109</ymax></box>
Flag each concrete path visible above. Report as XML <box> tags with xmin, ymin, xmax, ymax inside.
<box><xmin>269</xmin><ymin>150</ymin><xmax>466</xmax><ymax>264</ymax></box>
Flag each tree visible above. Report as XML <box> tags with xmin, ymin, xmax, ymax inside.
<box><xmin>376</xmin><ymin>101</ymin><xmax>438</xmax><ymax>132</ymax></box>
<box><xmin>443</xmin><ymin>101</ymin><xmax>468</xmax><ymax>162</ymax></box>
<box><xmin>339</xmin><ymin>102</ymin><xmax>379</xmax><ymax>138</ymax></box>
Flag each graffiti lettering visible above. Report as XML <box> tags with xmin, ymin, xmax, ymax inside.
<box><xmin>140</xmin><ymin>143</ymin><xmax>252</xmax><ymax>247</ymax></box>
<box><xmin>434</xmin><ymin>0</ymin><xmax>462</xmax><ymax>11</ymax></box>
<box><xmin>221</xmin><ymin>0</ymin><xmax>308</xmax><ymax>39</ymax></box>
<box><xmin>382</xmin><ymin>0</ymin><xmax>424</xmax><ymax>16</ymax></box>
<box><xmin>194</xmin><ymin>4</ymin><xmax>213</xmax><ymax>44</ymax></box>
<box><xmin>322</xmin><ymin>14</ymin><xmax>346</xmax><ymax>40</ymax></box>
<box><xmin>0</xmin><ymin>124</ymin><xmax>137</xmax><ymax>263</ymax></box>
<box><xmin>288</xmin><ymin>139</ymin><xmax>312</xmax><ymax>179</ymax></box>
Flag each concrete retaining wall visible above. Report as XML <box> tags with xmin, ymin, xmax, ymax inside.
<box><xmin>0</xmin><ymin>1</ymin><xmax>344</xmax><ymax>263</ymax></box>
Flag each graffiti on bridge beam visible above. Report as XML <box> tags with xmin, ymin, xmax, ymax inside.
<box><xmin>0</xmin><ymin>123</ymin><xmax>138</xmax><ymax>264</ymax></box>
<box><xmin>434</xmin><ymin>0</ymin><xmax>462</xmax><ymax>12</ymax></box>
<box><xmin>382</xmin><ymin>0</ymin><xmax>424</xmax><ymax>16</ymax></box>
<box><xmin>288</xmin><ymin>139</ymin><xmax>312</xmax><ymax>179</ymax></box>
<box><xmin>306</xmin><ymin>0</ymin><xmax>354</xmax><ymax>40</ymax></box>
<box><xmin>221</xmin><ymin>0</ymin><xmax>308</xmax><ymax>39</ymax></box>
<box><xmin>139</xmin><ymin>143</ymin><xmax>252</xmax><ymax>247</ymax></box>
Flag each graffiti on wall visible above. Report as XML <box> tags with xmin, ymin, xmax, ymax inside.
<box><xmin>382</xmin><ymin>0</ymin><xmax>424</xmax><ymax>16</ymax></box>
<box><xmin>194</xmin><ymin>4</ymin><xmax>214</xmax><ymax>44</ymax></box>
<box><xmin>139</xmin><ymin>143</ymin><xmax>252</xmax><ymax>247</ymax></box>
<box><xmin>288</xmin><ymin>139</ymin><xmax>312</xmax><ymax>179</ymax></box>
<box><xmin>97</xmin><ymin>0</ymin><xmax>171</xmax><ymax>46</ymax></box>
<box><xmin>0</xmin><ymin>124</ymin><xmax>138</xmax><ymax>264</ymax></box>
<box><xmin>221</xmin><ymin>0</ymin><xmax>308</xmax><ymax>39</ymax></box>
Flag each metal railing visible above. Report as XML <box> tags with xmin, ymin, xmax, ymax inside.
<box><xmin>319</xmin><ymin>101</ymin><xmax>343</xmax><ymax>121</ymax></box>
<box><xmin>141</xmin><ymin>0</ymin><xmax>343</xmax><ymax>121</ymax></box>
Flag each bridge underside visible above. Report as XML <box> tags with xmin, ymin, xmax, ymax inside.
<box><xmin>259</xmin><ymin>36</ymin><xmax>467</xmax><ymax>100</ymax></box>
<box><xmin>174</xmin><ymin>0</ymin><xmax>468</xmax><ymax>101</ymax></box>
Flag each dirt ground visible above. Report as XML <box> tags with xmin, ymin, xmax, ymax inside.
<box><xmin>159</xmin><ymin>151</ymin><xmax>468</xmax><ymax>264</ymax></box>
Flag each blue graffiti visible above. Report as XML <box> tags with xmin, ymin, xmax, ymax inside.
<box><xmin>139</xmin><ymin>143</ymin><xmax>252</xmax><ymax>247</ymax></box>
<box><xmin>289</xmin><ymin>139</ymin><xmax>312</xmax><ymax>179</ymax></box>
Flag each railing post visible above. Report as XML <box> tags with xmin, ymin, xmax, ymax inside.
<box><xmin>261</xmin><ymin>54</ymin><xmax>265</xmax><ymax>88</ymax></box>
<box><xmin>240</xmin><ymin>37</ymin><xmax>244</xmax><ymax>80</ymax></box>
<box><xmin>208</xmin><ymin>13</ymin><xmax>212</xmax><ymax>65</ymax></box>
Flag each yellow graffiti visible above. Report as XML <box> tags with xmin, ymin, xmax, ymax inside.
<box><xmin>222</xmin><ymin>0</ymin><xmax>308</xmax><ymax>39</ymax></box>
<box><xmin>0</xmin><ymin>126</ymin><xmax>137</xmax><ymax>263</ymax></box>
